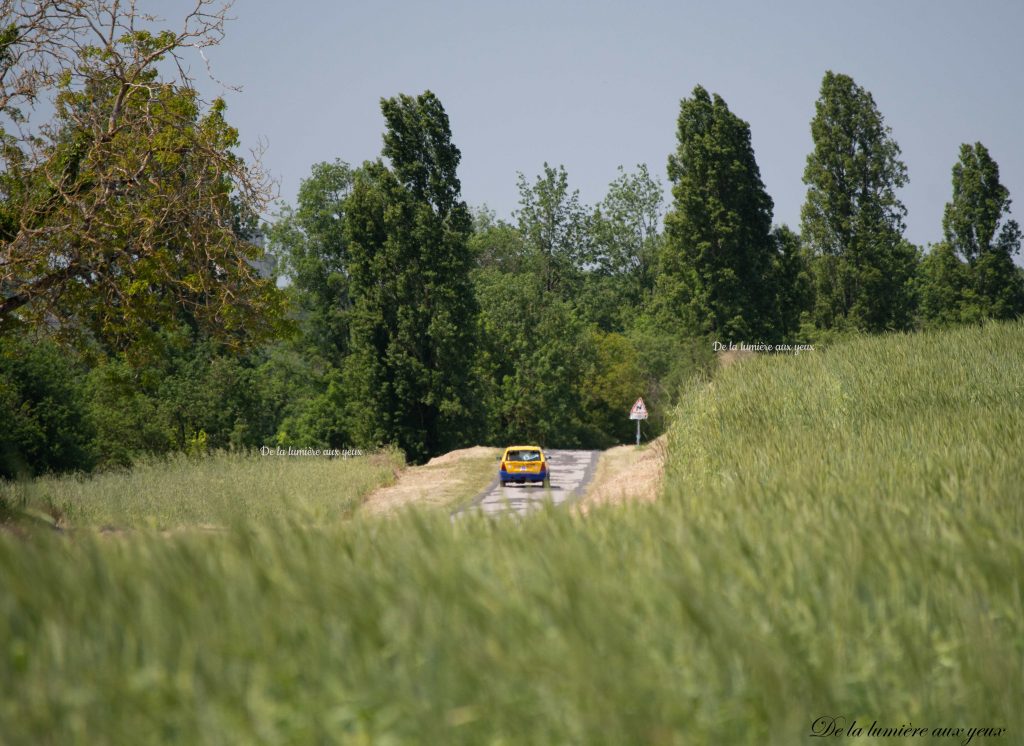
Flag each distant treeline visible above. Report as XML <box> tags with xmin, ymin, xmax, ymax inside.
<box><xmin>2</xmin><ymin>3</ymin><xmax>1022</xmax><ymax>476</ymax></box>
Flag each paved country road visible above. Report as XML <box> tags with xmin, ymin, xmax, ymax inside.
<box><xmin>456</xmin><ymin>449</ymin><xmax>600</xmax><ymax>518</ymax></box>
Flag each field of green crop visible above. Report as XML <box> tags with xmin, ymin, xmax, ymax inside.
<box><xmin>0</xmin><ymin>449</ymin><xmax>404</xmax><ymax>529</ymax></box>
<box><xmin>1</xmin><ymin>321</ymin><xmax>1021</xmax><ymax>744</ymax></box>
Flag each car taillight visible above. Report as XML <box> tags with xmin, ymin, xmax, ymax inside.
<box><xmin>500</xmin><ymin>461</ymin><xmax>506</xmax><ymax>471</ymax></box>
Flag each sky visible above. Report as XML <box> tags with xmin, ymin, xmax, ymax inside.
<box><xmin>194</xmin><ymin>0</ymin><xmax>1024</xmax><ymax>251</ymax></box>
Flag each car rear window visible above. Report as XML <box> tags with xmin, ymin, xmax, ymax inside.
<box><xmin>506</xmin><ymin>449</ymin><xmax>541</xmax><ymax>462</ymax></box>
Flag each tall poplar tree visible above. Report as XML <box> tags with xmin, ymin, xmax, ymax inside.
<box><xmin>344</xmin><ymin>92</ymin><xmax>478</xmax><ymax>463</ymax></box>
<box><xmin>801</xmin><ymin>71</ymin><xmax>917</xmax><ymax>332</ymax></box>
<box><xmin>940</xmin><ymin>142</ymin><xmax>1024</xmax><ymax>320</ymax></box>
<box><xmin>655</xmin><ymin>86</ymin><xmax>776</xmax><ymax>341</ymax></box>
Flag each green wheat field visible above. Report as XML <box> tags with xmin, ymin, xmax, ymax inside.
<box><xmin>1</xmin><ymin>321</ymin><xmax>1021</xmax><ymax>744</ymax></box>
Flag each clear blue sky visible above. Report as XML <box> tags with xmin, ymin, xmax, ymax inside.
<box><xmin>201</xmin><ymin>0</ymin><xmax>1024</xmax><ymax>251</ymax></box>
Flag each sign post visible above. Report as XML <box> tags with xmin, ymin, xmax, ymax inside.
<box><xmin>629</xmin><ymin>397</ymin><xmax>648</xmax><ymax>446</ymax></box>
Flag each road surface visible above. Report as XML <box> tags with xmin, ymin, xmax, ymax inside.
<box><xmin>456</xmin><ymin>449</ymin><xmax>600</xmax><ymax>518</ymax></box>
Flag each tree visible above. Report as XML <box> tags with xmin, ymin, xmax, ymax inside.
<box><xmin>85</xmin><ymin>355</ymin><xmax>171</xmax><ymax>467</ymax></box>
<box><xmin>767</xmin><ymin>225</ymin><xmax>813</xmax><ymax>338</ymax></box>
<box><xmin>344</xmin><ymin>92</ymin><xmax>478</xmax><ymax>463</ymax></box>
<box><xmin>801</xmin><ymin>71</ymin><xmax>917</xmax><ymax>332</ymax></box>
<box><xmin>81</xmin><ymin>322</ymin><xmax>305</xmax><ymax>466</ymax></box>
<box><xmin>655</xmin><ymin>85</ymin><xmax>777</xmax><ymax>341</ymax></box>
<box><xmin>0</xmin><ymin>333</ymin><xmax>94</xmax><ymax>478</ymax></box>
<box><xmin>0</xmin><ymin>1</ymin><xmax>281</xmax><ymax>351</ymax></box>
<box><xmin>473</xmin><ymin>266</ymin><xmax>592</xmax><ymax>447</ymax></box>
<box><xmin>579</xmin><ymin>330</ymin><xmax>647</xmax><ymax>446</ymax></box>
<box><xmin>469</xmin><ymin>206</ymin><xmax>528</xmax><ymax>274</ymax></box>
<box><xmin>583</xmin><ymin>164</ymin><xmax>665</xmax><ymax>331</ymax></box>
<box><xmin>263</xmin><ymin>160</ymin><xmax>355</xmax><ymax>448</ymax></box>
<box><xmin>625</xmin><ymin>317</ymin><xmax>715</xmax><ymax>435</ymax></box>
<box><xmin>937</xmin><ymin>143</ymin><xmax>1024</xmax><ymax>320</ymax></box>
<box><xmin>514</xmin><ymin>164</ymin><xmax>590</xmax><ymax>298</ymax></box>
<box><xmin>268</xmin><ymin>160</ymin><xmax>355</xmax><ymax>361</ymax></box>
<box><xmin>469</xmin><ymin>210</ymin><xmax>594</xmax><ymax>447</ymax></box>
<box><xmin>918</xmin><ymin>242</ymin><xmax>974</xmax><ymax>326</ymax></box>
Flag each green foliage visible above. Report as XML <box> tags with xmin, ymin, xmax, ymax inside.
<box><xmin>1</xmin><ymin>328</ymin><xmax>312</xmax><ymax>478</ymax></box>
<box><xmin>921</xmin><ymin>143</ymin><xmax>1024</xmax><ymax>324</ymax></box>
<box><xmin>0</xmin><ymin>334</ymin><xmax>95</xmax><ymax>478</ymax></box>
<box><xmin>579</xmin><ymin>330</ymin><xmax>647</xmax><ymax>446</ymax></box>
<box><xmin>83</xmin><ymin>330</ymin><xmax>313</xmax><ymax>468</ymax></box>
<box><xmin>626</xmin><ymin>318</ymin><xmax>716</xmax><ymax>433</ymax></box>
<box><xmin>173</xmin><ymin>354</ymin><xmax>273</xmax><ymax>451</ymax></box>
<box><xmin>972</xmin><ymin>245</ymin><xmax>1024</xmax><ymax>319</ymax></box>
<box><xmin>263</xmin><ymin>160</ymin><xmax>358</xmax><ymax>449</ymax></box>
<box><xmin>581</xmin><ymin>164</ymin><xmax>665</xmax><ymax>331</ymax></box>
<box><xmin>656</xmin><ymin>86</ymin><xmax>778</xmax><ymax>341</ymax></box>
<box><xmin>0</xmin><ymin>4</ymin><xmax>299</xmax><ymax>471</ymax></box>
<box><xmin>267</xmin><ymin>159</ymin><xmax>355</xmax><ymax>362</ymax></box>
<box><xmin>0</xmin><ymin>24</ymin><xmax>18</xmax><ymax>69</ymax></box>
<box><xmin>944</xmin><ymin>143</ymin><xmax>1014</xmax><ymax>263</ymax></box>
<box><xmin>470</xmin><ymin>162</ymin><xmax>695</xmax><ymax>448</ymax></box>
<box><xmin>469</xmin><ymin>207</ymin><xmax>527</xmax><ymax>273</ymax></box>
<box><xmin>514</xmin><ymin>163</ymin><xmax>590</xmax><ymax>298</ymax></box>
<box><xmin>918</xmin><ymin>242</ymin><xmax>977</xmax><ymax>326</ymax></box>
<box><xmin>84</xmin><ymin>358</ymin><xmax>169</xmax><ymax>468</ymax></box>
<box><xmin>470</xmin><ymin>161</ymin><xmax>708</xmax><ymax>448</ymax></box>
<box><xmin>765</xmin><ymin>225</ymin><xmax>814</xmax><ymax>338</ymax></box>
<box><xmin>344</xmin><ymin>92</ymin><xmax>479</xmax><ymax>463</ymax></box>
<box><xmin>272</xmin><ymin>363</ymin><xmax>350</xmax><ymax>449</ymax></box>
<box><xmin>1</xmin><ymin>32</ymin><xmax>284</xmax><ymax>353</ymax></box>
<box><xmin>801</xmin><ymin>71</ymin><xmax>917</xmax><ymax>332</ymax></box>
<box><xmin>473</xmin><ymin>267</ymin><xmax>591</xmax><ymax>446</ymax></box>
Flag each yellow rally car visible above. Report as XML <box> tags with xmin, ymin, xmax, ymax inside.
<box><xmin>499</xmin><ymin>445</ymin><xmax>551</xmax><ymax>487</ymax></box>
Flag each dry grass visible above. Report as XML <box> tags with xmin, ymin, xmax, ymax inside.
<box><xmin>716</xmin><ymin>348</ymin><xmax>756</xmax><ymax>367</ymax></box>
<box><xmin>578</xmin><ymin>435</ymin><xmax>666</xmax><ymax>512</ymax></box>
<box><xmin>360</xmin><ymin>446</ymin><xmax>501</xmax><ymax>516</ymax></box>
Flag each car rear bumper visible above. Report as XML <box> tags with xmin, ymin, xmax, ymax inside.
<box><xmin>499</xmin><ymin>469</ymin><xmax>547</xmax><ymax>483</ymax></box>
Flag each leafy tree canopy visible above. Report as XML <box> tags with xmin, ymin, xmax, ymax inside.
<box><xmin>267</xmin><ymin>159</ymin><xmax>354</xmax><ymax>362</ymax></box>
<box><xmin>514</xmin><ymin>163</ymin><xmax>590</xmax><ymax>297</ymax></box>
<box><xmin>0</xmin><ymin>1</ymin><xmax>283</xmax><ymax>354</ymax></box>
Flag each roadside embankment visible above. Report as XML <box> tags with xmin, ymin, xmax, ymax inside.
<box><xmin>577</xmin><ymin>435</ymin><xmax>666</xmax><ymax>512</ymax></box>
<box><xmin>360</xmin><ymin>446</ymin><xmax>501</xmax><ymax>516</ymax></box>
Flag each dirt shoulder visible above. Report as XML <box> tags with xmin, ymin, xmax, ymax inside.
<box><xmin>360</xmin><ymin>446</ymin><xmax>501</xmax><ymax>517</ymax></box>
<box><xmin>577</xmin><ymin>435</ymin><xmax>667</xmax><ymax>512</ymax></box>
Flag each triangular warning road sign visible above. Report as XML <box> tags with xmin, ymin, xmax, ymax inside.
<box><xmin>629</xmin><ymin>397</ymin><xmax>648</xmax><ymax>420</ymax></box>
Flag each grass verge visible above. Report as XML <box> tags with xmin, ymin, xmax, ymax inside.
<box><xmin>0</xmin><ymin>449</ymin><xmax>404</xmax><ymax>530</ymax></box>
